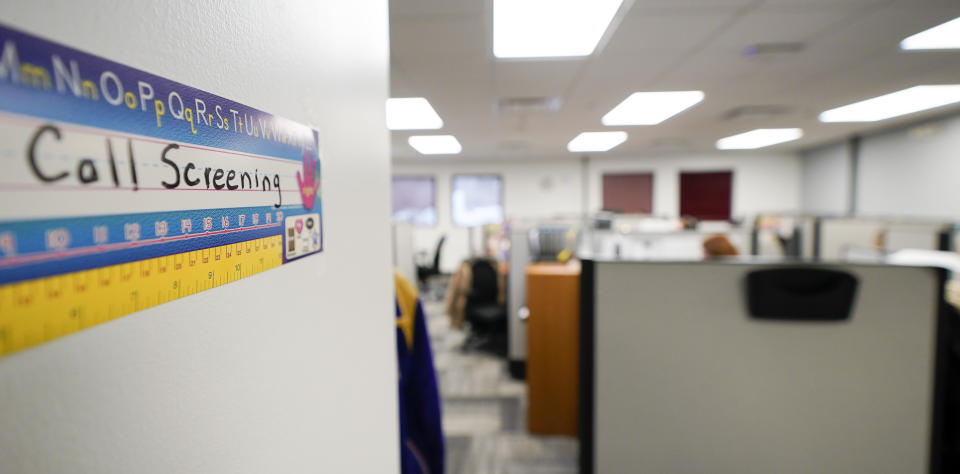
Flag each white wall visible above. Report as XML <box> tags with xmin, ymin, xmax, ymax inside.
<box><xmin>587</xmin><ymin>153</ymin><xmax>802</xmax><ymax>218</ymax></box>
<box><xmin>798</xmin><ymin>113</ymin><xmax>960</xmax><ymax>220</ymax></box>
<box><xmin>801</xmin><ymin>143</ymin><xmax>851</xmax><ymax>215</ymax></box>
<box><xmin>0</xmin><ymin>2</ymin><xmax>397</xmax><ymax>474</ymax></box>
<box><xmin>395</xmin><ymin>152</ymin><xmax>802</xmax><ymax>272</ymax></box>
<box><xmin>858</xmin><ymin>114</ymin><xmax>960</xmax><ymax>219</ymax></box>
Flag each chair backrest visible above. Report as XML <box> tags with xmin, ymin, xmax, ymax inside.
<box><xmin>469</xmin><ymin>259</ymin><xmax>499</xmax><ymax>304</ymax></box>
<box><xmin>432</xmin><ymin>236</ymin><xmax>446</xmax><ymax>271</ymax></box>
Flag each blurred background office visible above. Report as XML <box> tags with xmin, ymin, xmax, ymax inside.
<box><xmin>389</xmin><ymin>0</ymin><xmax>960</xmax><ymax>472</ymax></box>
<box><xmin>2</xmin><ymin>0</ymin><xmax>960</xmax><ymax>473</ymax></box>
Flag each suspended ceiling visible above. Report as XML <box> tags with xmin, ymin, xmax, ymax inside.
<box><xmin>389</xmin><ymin>0</ymin><xmax>960</xmax><ymax>160</ymax></box>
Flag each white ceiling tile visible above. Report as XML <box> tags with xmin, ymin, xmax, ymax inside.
<box><xmin>390</xmin><ymin>0</ymin><xmax>484</xmax><ymax>19</ymax></box>
<box><xmin>761</xmin><ymin>0</ymin><xmax>890</xmax><ymax>7</ymax></box>
<box><xmin>632</xmin><ymin>0</ymin><xmax>756</xmax><ymax>8</ymax></box>
<box><xmin>565</xmin><ymin>52</ymin><xmax>679</xmax><ymax>116</ymax></box>
<box><xmin>708</xmin><ymin>7</ymin><xmax>864</xmax><ymax>50</ymax></box>
<box><xmin>389</xmin><ymin>0</ymin><xmax>960</xmax><ymax>159</ymax></box>
<box><xmin>394</xmin><ymin>56</ymin><xmax>491</xmax><ymax>93</ymax></box>
<box><xmin>817</xmin><ymin>3</ymin><xmax>960</xmax><ymax>53</ymax></box>
<box><xmin>494</xmin><ymin>60</ymin><xmax>586</xmax><ymax>98</ymax></box>
<box><xmin>390</xmin><ymin>16</ymin><xmax>487</xmax><ymax>60</ymax></box>
<box><xmin>793</xmin><ymin>52</ymin><xmax>960</xmax><ymax>112</ymax></box>
<box><xmin>602</xmin><ymin>9</ymin><xmax>740</xmax><ymax>54</ymax></box>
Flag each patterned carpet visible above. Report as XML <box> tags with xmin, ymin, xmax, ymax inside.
<box><xmin>422</xmin><ymin>299</ymin><xmax>578</xmax><ymax>474</ymax></box>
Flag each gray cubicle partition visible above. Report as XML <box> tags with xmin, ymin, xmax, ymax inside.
<box><xmin>816</xmin><ymin>217</ymin><xmax>947</xmax><ymax>260</ymax></box>
<box><xmin>391</xmin><ymin>222</ymin><xmax>416</xmax><ymax>283</ymax></box>
<box><xmin>579</xmin><ymin>260</ymin><xmax>951</xmax><ymax>474</ymax></box>
<box><xmin>507</xmin><ymin>226</ymin><xmax>531</xmax><ymax>378</ymax></box>
<box><xmin>750</xmin><ymin>215</ymin><xmax>818</xmax><ymax>258</ymax></box>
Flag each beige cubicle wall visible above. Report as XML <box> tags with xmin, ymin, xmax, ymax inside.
<box><xmin>392</xmin><ymin>222</ymin><xmax>416</xmax><ymax>284</ymax></box>
<box><xmin>579</xmin><ymin>260</ymin><xmax>950</xmax><ymax>474</ymax></box>
<box><xmin>886</xmin><ymin>223</ymin><xmax>946</xmax><ymax>252</ymax></box>
<box><xmin>817</xmin><ymin>218</ymin><xmax>946</xmax><ymax>260</ymax></box>
<box><xmin>817</xmin><ymin>218</ymin><xmax>886</xmax><ymax>260</ymax></box>
<box><xmin>751</xmin><ymin>215</ymin><xmax>818</xmax><ymax>258</ymax></box>
<box><xmin>507</xmin><ymin>225</ymin><xmax>532</xmax><ymax>377</ymax></box>
<box><xmin>579</xmin><ymin>229</ymin><xmax>751</xmax><ymax>261</ymax></box>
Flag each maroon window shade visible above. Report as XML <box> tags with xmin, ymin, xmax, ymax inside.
<box><xmin>602</xmin><ymin>173</ymin><xmax>653</xmax><ymax>214</ymax></box>
<box><xmin>679</xmin><ymin>171</ymin><xmax>732</xmax><ymax>220</ymax></box>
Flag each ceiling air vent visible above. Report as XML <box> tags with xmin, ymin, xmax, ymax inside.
<box><xmin>497</xmin><ymin>96</ymin><xmax>563</xmax><ymax>114</ymax></box>
<box><xmin>723</xmin><ymin>105</ymin><xmax>794</xmax><ymax>121</ymax></box>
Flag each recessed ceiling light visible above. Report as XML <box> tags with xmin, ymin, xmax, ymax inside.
<box><xmin>408</xmin><ymin>135</ymin><xmax>462</xmax><ymax>155</ymax></box>
<box><xmin>901</xmin><ymin>17</ymin><xmax>960</xmax><ymax>50</ymax></box>
<box><xmin>386</xmin><ymin>97</ymin><xmax>443</xmax><ymax>130</ymax></box>
<box><xmin>602</xmin><ymin>91</ymin><xmax>705</xmax><ymax>126</ymax></box>
<box><xmin>716</xmin><ymin>128</ymin><xmax>803</xmax><ymax>150</ymax></box>
<box><xmin>568</xmin><ymin>131</ymin><xmax>628</xmax><ymax>152</ymax></box>
<box><xmin>493</xmin><ymin>0</ymin><xmax>624</xmax><ymax>59</ymax></box>
<box><xmin>819</xmin><ymin>85</ymin><xmax>960</xmax><ymax>122</ymax></box>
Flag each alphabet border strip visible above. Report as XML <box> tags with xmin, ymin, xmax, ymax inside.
<box><xmin>0</xmin><ymin>24</ymin><xmax>323</xmax><ymax>286</ymax></box>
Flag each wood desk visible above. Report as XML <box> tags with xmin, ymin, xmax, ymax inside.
<box><xmin>526</xmin><ymin>262</ymin><xmax>581</xmax><ymax>436</ymax></box>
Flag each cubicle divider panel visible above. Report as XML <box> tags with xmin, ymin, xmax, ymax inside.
<box><xmin>801</xmin><ymin>217</ymin><xmax>817</xmax><ymax>258</ymax></box>
<box><xmin>392</xmin><ymin>222</ymin><xmax>416</xmax><ymax>284</ymax></box>
<box><xmin>885</xmin><ymin>223</ymin><xmax>944</xmax><ymax>252</ymax></box>
<box><xmin>582</xmin><ymin>260</ymin><xmax>946</xmax><ymax>474</ymax></box>
<box><xmin>507</xmin><ymin>227</ymin><xmax>531</xmax><ymax>377</ymax></box>
<box><xmin>819</xmin><ymin>218</ymin><xmax>885</xmax><ymax>260</ymax></box>
<box><xmin>818</xmin><ymin>218</ymin><xmax>947</xmax><ymax>260</ymax></box>
<box><xmin>578</xmin><ymin>260</ymin><xmax>595</xmax><ymax>474</ymax></box>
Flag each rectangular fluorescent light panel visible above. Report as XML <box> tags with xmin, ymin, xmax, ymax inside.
<box><xmin>408</xmin><ymin>135</ymin><xmax>462</xmax><ymax>155</ymax></box>
<box><xmin>494</xmin><ymin>0</ymin><xmax>624</xmax><ymax>58</ymax></box>
<box><xmin>901</xmin><ymin>17</ymin><xmax>960</xmax><ymax>50</ymax></box>
<box><xmin>819</xmin><ymin>85</ymin><xmax>960</xmax><ymax>122</ymax></box>
<box><xmin>716</xmin><ymin>128</ymin><xmax>802</xmax><ymax>150</ymax></box>
<box><xmin>386</xmin><ymin>97</ymin><xmax>443</xmax><ymax>130</ymax></box>
<box><xmin>568</xmin><ymin>131</ymin><xmax>627</xmax><ymax>152</ymax></box>
<box><xmin>602</xmin><ymin>91</ymin><xmax>705</xmax><ymax>126</ymax></box>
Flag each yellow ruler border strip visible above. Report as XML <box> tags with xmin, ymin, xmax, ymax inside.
<box><xmin>0</xmin><ymin>235</ymin><xmax>283</xmax><ymax>357</ymax></box>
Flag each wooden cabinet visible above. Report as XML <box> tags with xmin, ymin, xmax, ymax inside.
<box><xmin>526</xmin><ymin>262</ymin><xmax>581</xmax><ymax>436</ymax></box>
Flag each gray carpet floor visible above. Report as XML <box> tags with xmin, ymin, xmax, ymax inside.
<box><xmin>422</xmin><ymin>299</ymin><xmax>578</xmax><ymax>474</ymax></box>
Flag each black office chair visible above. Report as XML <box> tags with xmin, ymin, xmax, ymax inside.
<box><xmin>463</xmin><ymin>258</ymin><xmax>507</xmax><ymax>356</ymax></box>
<box><xmin>416</xmin><ymin>235</ymin><xmax>446</xmax><ymax>288</ymax></box>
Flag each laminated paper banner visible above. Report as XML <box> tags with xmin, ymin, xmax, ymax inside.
<box><xmin>0</xmin><ymin>24</ymin><xmax>323</xmax><ymax>356</ymax></box>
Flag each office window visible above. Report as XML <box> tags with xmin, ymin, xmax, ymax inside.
<box><xmin>451</xmin><ymin>174</ymin><xmax>504</xmax><ymax>227</ymax></box>
<box><xmin>392</xmin><ymin>176</ymin><xmax>437</xmax><ymax>226</ymax></box>
<box><xmin>602</xmin><ymin>172</ymin><xmax>653</xmax><ymax>213</ymax></box>
<box><xmin>679</xmin><ymin>171</ymin><xmax>732</xmax><ymax>220</ymax></box>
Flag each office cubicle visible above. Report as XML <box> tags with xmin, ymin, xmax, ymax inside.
<box><xmin>937</xmin><ymin>224</ymin><xmax>960</xmax><ymax>253</ymax></box>
<box><xmin>750</xmin><ymin>215</ymin><xmax>818</xmax><ymax>258</ymax></box>
<box><xmin>816</xmin><ymin>217</ymin><xmax>947</xmax><ymax>260</ymax></box>
<box><xmin>578</xmin><ymin>217</ymin><xmax>750</xmax><ymax>261</ymax></box>
<box><xmin>579</xmin><ymin>260</ymin><xmax>953</xmax><ymax>473</ymax></box>
<box><xmin>507</xmin><ymin>226</ymin><xmax>531</xmax><ymax>378</ymax></box>
<box><xmin>391</xmin><ymin>222</ymin><xmax>416</xmax><ymax>283</ymax></box>
<box><xmin>887</xmin><ymin>222</ymin><xmax>947</xmax><ymax>252</ymax></box>
<box><xmin>506</xmin><ymin>220</ymin><xmax>580</xmax><ymax>378</ymax></box>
